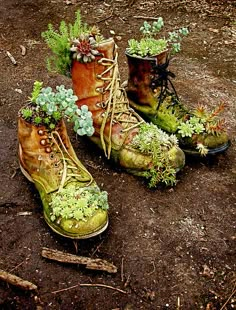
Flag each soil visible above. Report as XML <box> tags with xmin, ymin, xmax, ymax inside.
<box><xmin>0</xmin><ymin>0</ymin><xmax>235</xmax><ymax>309</ymax></box>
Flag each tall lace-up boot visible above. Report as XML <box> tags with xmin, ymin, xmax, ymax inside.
<box><xmin>71</xmin><ymin>38</ymin><xmax>185</xmax><ymax>187</ymax></box>
<box><xmin>18</xmin><ymin>117</ymin><xmax>109</xmax><ymax>239</ymax></box>
<box><xmin>125</xmin><ymin>51</ymin><xmax>230</xmax><ymax>156</ymax></box>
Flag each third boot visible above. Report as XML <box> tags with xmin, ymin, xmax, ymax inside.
<box><xmin>125</xmin><ymin>51</ymin><xmax>230</xmax><ymax>156</ymax></box>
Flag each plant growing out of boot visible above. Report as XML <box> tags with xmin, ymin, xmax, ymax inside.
<box><xmin>127</xmin><ymin>18</ymin><xmax>189</xmax><ymax>57</ymax></box>
<box><xmin>125</xmin><ymin>19</ymin><xmax>230</xmax><ymax>156</ymax></box>
<box><xmin>18</xmin><ymin>81</ymin><xmax>109</xmax><ymax>239</ymax></box>
<box><xmin>42</xmin><ymin>10</ymin><xmax>185</xmax><ymax>187</ymax></box>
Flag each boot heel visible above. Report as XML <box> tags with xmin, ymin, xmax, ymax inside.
<box><xmin>19</xmin><ymin>164</ymin><xmax>34</xmax><ymax>183</ymax></box>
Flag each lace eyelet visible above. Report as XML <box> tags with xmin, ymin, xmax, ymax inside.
<box><xmin>45</xmin><ymin>147</ymin><xmax>52</xmax><ymax>153</ymax></box>
<box><xmin>40</xmin><ymin>139</ymin><xmax>46</xmax><ymax>146</ymax></box>
<box><xmin>38</xmin><ymin>129</ymin><xmax>44</xmax><ymax>136</ymax></box>
<box><xmin>49</xmin><ymin>153</ymin><xmax>54</xmax><ymax>160</ymax></box>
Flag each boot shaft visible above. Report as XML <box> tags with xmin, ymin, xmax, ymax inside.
<box><xmin>126</xmin><ymin>50</ymin><xmax>168</xmax><ymax>110</ymax></box>
<box><xmin>71</xmin><ymin>38</ymin><xmax>143</xmax><ymax>157</ymax></box>
<box><xmin>71</xmin><ymin>38</ymin><xmax>116</xmax><ymax>108</ymax></box>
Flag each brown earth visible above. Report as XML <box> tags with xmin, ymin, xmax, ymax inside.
<box><xmin>0</xmin><ymin>0</ymin><xmax>236</xmax><ymax>309</ymax></box>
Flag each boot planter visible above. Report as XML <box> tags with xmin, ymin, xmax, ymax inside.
<box><xmin>71</xmin><ymin>38</ymin><xmax>185</xmax><ymax>187</ymax></box>
<box><xmin>18</xmin><ymin>82</ymin><xmax>109</xmax><ymax>239</ymax></box>
<box><xmin>125</xmin><ymin>19</ymin><xmax>230</xmax><ymax>156</ymax></box>
<box><xmin>42</xmin><ymin>11</ymin><xmax>185</xmax><ymax>187</ymax></box>
<box><xmin>125</xmin><ymin>52</ymin><xmax>230</xmax><ymax>156</ymax></box>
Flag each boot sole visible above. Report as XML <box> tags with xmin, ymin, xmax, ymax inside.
<box><xmin>44</xmin><ymin>216</ymin><xmax>109</xmax><ymax>240</ymax></box>
<box><xmin>20</xmin><ymin>164</ymin><xmax>109</xmax><ymax>239</ymax></box>
<box><xmin>182</xmin><ymin>141</ymin><xmax>231</xmax><ymax>156</ymax></box>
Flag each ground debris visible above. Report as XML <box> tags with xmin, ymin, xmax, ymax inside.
<box><xmin>6</xmin><ymin>51</ymin><xmax>17</xmax><ymax>65</ymax></box>
<box><xmin>0</xmin><ymin>269</ymin><xmax>37</xmax><ymax>290</ymax></box>
<box><xmin>20</xmin><ymin>45</ymin><xmax>26</xmax><ymax>56</ymax></box>
<box><xmin>42</xmin><ymin>247</ymin><xmax>117</xmax><ymax>274</ymax></box>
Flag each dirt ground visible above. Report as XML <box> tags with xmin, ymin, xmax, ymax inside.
<box><xmin>0</xmin><ymin>0</ymin><xmax>235</xmax><ymax>309</ymax></box>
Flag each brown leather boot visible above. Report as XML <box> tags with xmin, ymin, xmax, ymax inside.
<box><xmin>71</xmin><ymin>38</ymin><xmax>185</xmax><ymax>187</ymax></box>
<box><xmin>18</xmin><ymin>117</ymin><xmax>108</xmax><ymax>239</ymax></box>
<box><xmin>125</xmin><ymin>51</ymin><xmax>230</xmax><ymax>156</ymax></box>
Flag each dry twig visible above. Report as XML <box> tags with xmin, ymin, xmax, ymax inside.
<box><xmin>220</xmin><ymin>283</ymin><xmax>236</xmax><ymax>310</ymax></box>
<box><xmin>121</xmin><ymin>257</ymin><xmax>124</xmax><ymax>282</ymax></box>
<box><xmin>0</xmin><ymin>269</ymin><xmax>37</xmax><ymax>290</ymax></box>
<box><xmin>133</xmin><ymin>16</ymin><xmax>161</xmax><ymax>20</ymax></box>
<box><xmin>96</xmin><ymin>10</ymin><xmax>113</xmax><ymax>23</ymax></box>
<box><xmin>42</xmin><ymin>247</ymin><xmax>117</xmax><ymax>274</ymax></box>
<box><xmin>52</xmin><ymin>283</ymin><xmax>126</xmax><ymax>294</ymax></box>
<box><xmin>6</xmin><ymin>51</ymin><xmax>17</xmax><ymax>65</ymax></box>
<box><xmin>20</xmin><ymin>45</ymin><xmax>26</xmax><ymax>56</ymax></box>
<box><xmin>177</xmin><ymin>296</ymin><xmax>181</xmax><ymax>310</ymax></box>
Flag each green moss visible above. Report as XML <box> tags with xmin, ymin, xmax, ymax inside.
<box><xmin>49</xmin><ymin>185</ymin><xmax>109</xmax><ymax>222</ymax></box>
<box><xmin>131</xmin><ymin>123</ymin><xmax>179</xmax><ymax>187</ymax></box>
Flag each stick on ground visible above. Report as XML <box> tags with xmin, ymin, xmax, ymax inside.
<box><xmin>42</xmin><ymin>247</ymin><xmax>117</xmax><ymax>274</ymax></box>
<box><xmin>0</xmin><ymin>269</ymin><xmax>37</xmax><ymax>291</ymax></box>
<box><xmin>52</xmin><ymin>283</ymin><xmax>127</xmax><ymax>294</ymax></box>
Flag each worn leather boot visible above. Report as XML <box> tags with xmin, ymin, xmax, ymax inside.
<box><xmin>125</xmin><ymin>51</ymin><xmax>230</xmax><ymax>155</ymax></box>
<box><xmin>71</xmin><ymin>38</ymin><xmax>185</xmax><ymax>187</ymax></box>
<box><xmin>18</xmin><ymin>117</ymin><xmax>109</xmax><ymax>239</ymax></box>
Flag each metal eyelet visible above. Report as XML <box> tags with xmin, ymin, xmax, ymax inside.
<box><xmin>45</xmin><ymin>147</ymin><xmax>52</xmax><ymax>153</ymax></box>
<box><xmin>38</xmin><ymin>129</ymin><xmax>44</xmax><ymax>136</ymax></box>
<box><xmin>40</xmin><ymin>139</ymin><xmax>46</xmax><ymax>146</ymax></box>
<box><xmin>49</xmin><ymin>153</ymin><xmax>54</xmax><ymax>160</ymax></box>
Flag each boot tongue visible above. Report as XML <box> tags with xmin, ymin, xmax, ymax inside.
<box><xmin>97</xmin><ymin>38</ymin><xmax>116</xmax><ymax>59</ymax></box>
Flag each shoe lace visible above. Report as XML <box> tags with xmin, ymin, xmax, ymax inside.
<box><xmin>151</xmin><ymin>58</ymin><xmax>179</xmax><ymax>110</ymax></box>
<box><xmin>49</xmin><ymin>130</ymin><xmax>93</xmax><ymax>191</ymax></box>
<box><xmin>97</xmin><ymin>52</ymin><xmax>144</xmax><ymax>158</ymax></box>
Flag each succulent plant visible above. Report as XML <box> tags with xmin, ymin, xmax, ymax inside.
<box><xmin>131</xmin><ymin>123</ymin><xmax>179</xmax><ymax>187</ymax></box>
<box><xmin>20</xmin><ymin>81</ymin><xmax>95</xmax><ymax>137</ymax></box>
<box><xmin>70</xmin><ymin>35</ymin><xmax>100</xmax><ymax>63</ymax></box>
<box><xmin>50</xmin><ymin>185</ymin><xmax>109</xmax><ymax>223</ymax></box>
<box><xmin>126</xmin><ymin>18</ymin><xmax>189</xmax><ymax>57</ymax></box>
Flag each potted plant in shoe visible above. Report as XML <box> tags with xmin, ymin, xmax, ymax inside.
<box><xmin>18</xmin><ymin>81</ymin><xmax>109</xmax><ymax>239</ymax></box>
<box><xmin>42</xmin><ymin>10</ymin><xmax>185</xmax><ymax>188</ymax></box>
<box><xmin>125</xmin><ymin>18</ymin><xmax>230</xmax><ymax>156</ymax></box>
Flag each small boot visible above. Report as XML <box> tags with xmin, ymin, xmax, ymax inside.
<box><xmin>71</xmin><ymin>38</ymin><xmax>185</xmax><ymax>187</ymax></box>
<box><xmin>125</xmin><ymin>51</ymin><xmax>230</xmax><ymax>156</ymax></box>
<box><xmin>18</xmin><ymin>117</ymin><xmax>109</xmax><ymax>239</ymax></box>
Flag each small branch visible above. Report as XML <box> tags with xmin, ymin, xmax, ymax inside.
<box><xmin>220</xmin><ymin>283</ymin><xmax>236</xmax><ymax>310</ymax></box>
<box><xmin>0</xmin><ymin>269</ymin><xmax>37</xmax><ymax>291</ymax></box>
<box><xmin>96</xmin><ymin>10</ymin><xmax>113</xmax><ymax>23</ymax></box>
<box><xmin>52</xmin><ymin>284</ymin><xmax>79</xmax><ymax>294</ymax></box>
<box><xmin>52</xmin><ymin>283</ymin><xmax>127</xmax><ymax>294</ymax></box>
<box><xmin>6</xmin><ymin>51</ymin><xmax>17</xmax><ymax>65</ymax></box>
<box><xmin>80</xmin><ymin>283</ymin><xmax>127</xmax><ymax>294</ymax></box>
<box><xmin>20</xmin><ymin>45</ymin><xmax>26</xmax><ymax>56</ymax></box>
<box><xmin>42</xmin><ymin>247</ymin><xmax>117</xmax><ymax>274</ymax></box>
<box><xmin>133</xmin><ymin>16</ymin><xmax>161</xmax><ymax>20</ymax></box>
<box><xmin>121</xmin><ymin>257</ymin><xmax>124</xmax><ymax>282</ymax></box>
<box><xmin>177</xmin><ymin>296</ymin><xmax>181</xmax><ymax>310</ymax></box>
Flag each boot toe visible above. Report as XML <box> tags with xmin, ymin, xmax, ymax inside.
<box><xmin>167</xmin><ymin>146</ymin><xmax>185</xmax><ymax>171</ymax></box>
<box><xmin>44</xmin><ymin>208</ymin><xmax>108</xmax><ymax>239</ymax></box>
